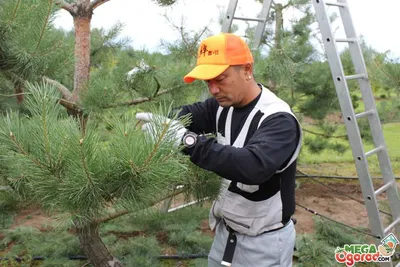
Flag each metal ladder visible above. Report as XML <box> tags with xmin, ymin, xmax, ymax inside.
<box><xmin>221</xmin><ymin>0</ymin><xmax>273</xmax><ymax>50</ymax></box>
<box><xmin>312</xmin><ymin>0</ymin><xmax>400</xmax><ymax>253</ymax></box>
<box><xmin>221</xmin><ymin>0</ymin><xmax>400</xmax><ymax>265</ymax></box>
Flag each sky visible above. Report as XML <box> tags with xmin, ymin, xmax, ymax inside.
<box><xmin>53</xmin><ymin>0</ymin><xmax>400</xmax><ymax>58</ymax></box>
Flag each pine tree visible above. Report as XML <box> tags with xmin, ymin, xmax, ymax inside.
<box><xmin>368</xmin><ymin>52</ymin><xmax>400</xmax><ymax>123</ymax></box>
<box><xmin>0</xmin><ymin>0</ymin><xmax>74</xmax><ymax>108</ymax></box>
<box><xmin>0</xmin><ymin>82</ymin><xmax>221</xmax><ymax>266</ymax></box>
<box><xmin>0</xmin><ymin>0</ymin><xmax>220</xmax><ymax>266</ymax></box>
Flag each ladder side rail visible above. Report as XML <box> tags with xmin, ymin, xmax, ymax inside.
<box><xmin>252</xmin><ymin>0</ymin><xmax>274</xmax><ymax>50</ymax></box>
<box><xmin>312</xmin><ymin>0</ymin><xmax>386</xmax><ymax>243</ymax></box>
<box><xmin>221</xmin><ymin>0</ymin><xmax>239</xmax><ymax>33</ymax></box>
<box><xmin>338</xmin><ymin>0</ymin><xmax>400</xmax><ymax>236</ymax></box>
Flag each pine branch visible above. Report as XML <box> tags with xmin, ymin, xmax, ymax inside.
<box><xmin>37</xmin><ymin>40</ymin><xmax>65</xmax><ymax>57</ymax></box>
<box><xmin>79</xmin><ymin>138</ymin><xmax>95</xmax><ymax>186</ymax></box>
<box><xmin>152</xmin><ymin>77</ymin><xmax>161</xmax><ymax>97</ymax></box>
<box><xmin>35</xmin><ymin>0</ymin><xmax>53</xmax><ymax>51</ymax></box>
<box><xmin>302</xmin><ymin>128</ymin><xmax>347</xmax><ymax>139</ymax></box>
<box><xmin>105</xmin><ymin>89</ymin><xmax>173</xmax><ymax>108</ymax></box>
<box><xmin>90</xmin><ymin>0</ymin><xmax>111</xmax><ymax>10</ymax></box>
<box><xmin>54</xmin><ymin>137</ymin><xmax>68</xmax><ymax>180</ymax></box>
<box><xmin>95</xmin><ymin>210</ymin><xmax>130</xmax><ymax>224</ymax></box>
<box><xmin>194</xmin><ymin>27</ymin><xmax>209</xmax><ymax>45</ymax></box>
<box><xmin>43</xmin><ymin>77</ymin><xmax>73</xmax><ymax>101</ymax></box>
<box><xmin>283</xmin><ymin>0</ymin><xmax>292</xmax><ymax>9</ymax></box>
<box><xmin>9</xmin><ymin>129</ymin><xmax>63</xmax><ymax>183</ymax></box>
<box><xmin>0</xmin><ymin>92</ymin><xmax>31</xmax><ymax>97</ymax></box>
<box><xmin>143</xmin><ymin>123</ymin><xmax>170</xmax><ymax>167</ymax></box>
<box><xmin>8</xmin><ymin>0</ymin><xmax>21</xmax><ymax>25</ymax></box>
<box><xmin>58</xmin><ymin>99</ymin><xmax>81</xmax><ymax>112</ymax></box>
<box><xmin>95</xmin><ymin>187</ymin><xmax>186</xmax><ymax>224</ymax></box>
<box><xmin>129</xmin><ymin>160</ymin><xmax>142</xmax><ymax>176</ymax></box>
<box><xmin>373</xmin><ymin>57</ymin><xmax>398</xmax><ymax>83</ymax></box>
<box><xmin>41</xmin><ymin>103</ymin><xmax>52</xmax><ymax>166</ymax></box>
<box><xmin>55</xmin><ymin>0</ymin><xmax>77</xmax><ymax>15</ymax></box>
<box><xmin>163</xmin><ymin>15</ymin><xmax>205</xmax><ymax>58</ymax></box>
<box><xmin>9</xmin><ymin>132</ymin><xmax>45</xmax><ymax>168</ymax></box>
<box><xmin>42</xmin><ymin>77</ymin><xmax>81</xmax><ymax>111</ymax></box>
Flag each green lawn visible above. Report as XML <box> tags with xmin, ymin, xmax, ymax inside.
<box><xmin>299</xmin><ymin>122</ymin><xmax>400</xmax><ymax>177</ymax></box>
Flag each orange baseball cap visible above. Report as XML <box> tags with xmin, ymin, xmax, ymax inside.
<box><xmin>183</xmin><ymin>33</ymin><xmax>254</xmax><ymax>83</ymax></box>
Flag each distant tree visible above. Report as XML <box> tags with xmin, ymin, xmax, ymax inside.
<box><xmin>246</xmin><ymin>0</ymin><xmax>348</xmax><ymax>153</ymax></box>
<box><xmin>368</xmin><ymin>52</ymin><xmax>400</xmax><ymax>123</ymax></box>
<box><xmin>371</xmin><ymin>54</ymin><xmax>400</xmax><ymax>96</ymax></box>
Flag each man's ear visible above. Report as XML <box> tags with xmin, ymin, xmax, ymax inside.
<box><xmin>243</xmin><ymin>63</ymin><xmax>253</xmax><ymax>76</ymax></box>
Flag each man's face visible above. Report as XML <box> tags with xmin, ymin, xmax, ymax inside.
<box><xmin>206</xmin><ymin>65</ymin><xmax>249</xmax><ymax>108</ymax></box>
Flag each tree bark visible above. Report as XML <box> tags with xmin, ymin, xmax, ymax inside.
<box><xmin>54</xmin><ymin>1</ymin><xmax>122</xmax><ymax>265</ymax></box>
<box><xmin>14</xmin><ymin>83</ymin><xmax>24</xmax><ymax>103</ymax></box>
<box><xmin>76</xmin><ymin>222</ymin><xmax>124</xmax><ymax>267</ymax></box>
<box><xmin>68</xmin><ymin>2</ymin><xmax>93</xmax><ymax>132</ymax></box>
<box><xmin>72</xmin><ymin>13</ymin><xmax>91</xmax><ymax>103</ymax></box>
<box><xmin>274</xmin><ymin>3</ymin><xmax>283</xmax><ymax>50</ymax></box>
<box><xmin>268</xmin><ymin>3</ymin><xmax>284</xmax><ymax>92</ymax></box>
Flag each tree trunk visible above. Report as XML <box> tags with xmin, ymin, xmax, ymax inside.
<box><xmin>69</xmin><ymin>2</ymin><xmax>93</xmax><ymax>132</ymax></box>
<box><xmin>291</xmin><ymin>87</ymin><xmax>295</xmax><ymax>103</ymax></box>
<box><xmin>274</xmin><ymin>3</ymin><xmax>283</xmax><ymax>50</ymax></box>
<box><xmin>72</xmin><ymin>14</ymin><xmax>91</xmax><ymax>103</ymax></box>
<box><xmin>76</xmin><ymin>222</ymin><xmax>124</xmax><ymax>267</ymax></box>
<box><xmin>63</xmin><ymin>3</ymin><xmax>119</xmax><ymax>266</ymax></box>
<box><xmin>268</xmin><ymin>3</ymin><xmax>284</xmax><ymax>92</ymax></box>
<box><xmin>14</xmin><ymin>83</ymin><xmax>24</xmax><ymax>103</ymax></box>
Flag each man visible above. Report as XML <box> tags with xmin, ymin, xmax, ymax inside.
<box><xmin>136</xmin><ymin>33</ymin><xmax>302</xmax><ymax>266</ymax></box>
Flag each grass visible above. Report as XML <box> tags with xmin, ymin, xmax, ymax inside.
<box><xmin>300</xmin><ymin>122</ymin><xmax>400</xmax><ymax>163</ymax></box>
<box><xmin>293</xmin><ymin>217</ymin><xmax>381</xmax><ymax>267</ymax></box>
<box><xmin>0</xmin><ymin>205</ymin><xmax>212</xmax><ymax>266</ymax></box>
<box><xmin>299</xmin><ymin>122</ymin><xmax>400</xmax><ymax>177</ymax></box>
<box><xmin>2</xmin><ymin>210</ymin><xmax>381</xmax><ymax>267</ymax></box>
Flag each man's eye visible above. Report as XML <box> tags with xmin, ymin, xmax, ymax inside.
<box><xmin>216</xmin><ymin>77</ymin><xmax>225</xmax><ymax>82</ymax></box>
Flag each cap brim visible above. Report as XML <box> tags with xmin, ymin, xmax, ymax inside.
<box><xmin>183</xmin><ymin>64</ymin><xmax>230</xmax><ymax>83</ymax></box>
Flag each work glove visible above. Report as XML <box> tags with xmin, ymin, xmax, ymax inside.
<box><xmin>135</xmin><ymin>112</ymin><xmax>187</xmax><ymax>147</ymax></box>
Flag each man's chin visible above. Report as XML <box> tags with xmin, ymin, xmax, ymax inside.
<box><xmin>218</xmin><ymin>102</ymin><xmax>232</xmax><ymax>108</ymax></box>
<box><xmin>216</xmin><ymin>99</ymin><xmax>232</xmax><ymax>107</ymax></box>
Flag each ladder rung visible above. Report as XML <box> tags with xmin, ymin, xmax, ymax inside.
<box><xmin>335</xmin><ymin>38</ymin><xmax>357</xmax><ymax>43</ymax></box>
<box><xmin>233</xmin><ymin>16</ymin><xmax>265</xmax><ymax>23</ymax></box>
<box><xmin>345</xmin><ymin>74</ymin><xmax>367</xmax><ymax>80</ymax></box>
<box><xmin>365</xmin><ymin>146</ymin><xmax>384</xmax><ymax>158</ymax></box>
<box><xmin>325</xmin><ymin>1</ymin><xmax>346</xmax><ymax>7</ymax></box>
<box><xmin>355</xmin><ymin>110</ymin><xmax>375</xmax><ymax>119</ymax></box>
<box><xmin>374</xmin><ymin>180</ymin><xmax>396</xmax><ymax>197</ymax></box>
<box><xmin>384</xmin><ymin>216</ymin><xmax>400</xmax><ymax>235</ymax></box>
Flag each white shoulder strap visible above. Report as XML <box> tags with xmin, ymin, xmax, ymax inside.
<box><xmin>216</xmin><ymin>106</ymin><xmax>223</xmax><ymax>134</ymax></box>
<box><xmin>225</xmin><ymin>107</ymin><xmax>234</xmax><ymax>145</ymax></box>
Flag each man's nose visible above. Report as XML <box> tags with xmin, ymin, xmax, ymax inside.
<box><xmin>208</xmin><ymin>81</ymin><xmax>220</xmax><ymax>95</ymax></box>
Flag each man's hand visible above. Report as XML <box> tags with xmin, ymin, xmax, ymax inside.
<box><xmin>135</xmin><ymin>112</ymin><xmax>187</xmax><ymax>147</ymax></box>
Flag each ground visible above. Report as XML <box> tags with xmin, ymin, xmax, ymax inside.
<box><xmin>7</xmin><ymin>178</ymin><xmax>397</xmax><ymax>239</ymax></box>
<box><xmin>9</xmin><ymin>207</ymin><xmax>53</xmax><ymax>231</ymax></box>
<box><xmin>3</xmin><ymin>172</ymin><xmax>399</xmax><ymax>267</ymax></box>
<box><xmin>294</xmin><ymin>178</ymin><xmax>390</xmax><ymax>235</ymax></box>
<box><xmin>195</xmin><ymin>178</ymin><xmax>397</xmax><ymax>240</ymax></box>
